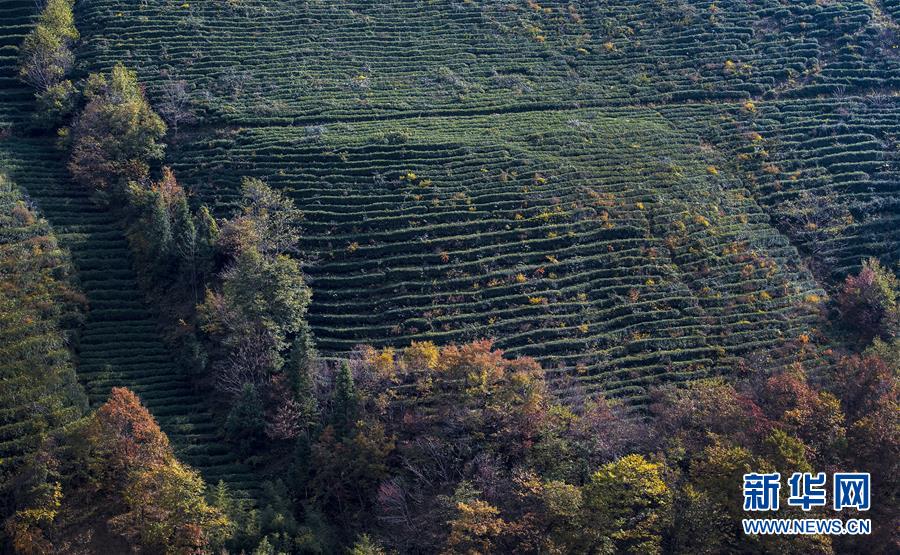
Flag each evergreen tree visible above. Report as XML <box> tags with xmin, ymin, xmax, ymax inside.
<box><xmin>172</xmin><ymin>193</ymin><xmax>196</xmax><ymax>264</ymax></box>
<box><xmin>284</xmin><ymin>332</ymin><xmax>319</xmax><ymax>437</ymax></box>
<box><xmin>147</xmin><ymin>190</ymin><xmax>173</xmax><ymax>262</ymax></box>
<box><xmin>195</xmin><ymin>204</ymin><xmax>220</xmax><ymax>280</ymax></box>
<box><xmin>331</xmin><ymin>362</ymin><xmax>358</xmax><ymax>438</ymax></box>
<box><xmin>225</xmin><ymin>384</ymin><xmax>267</xmax><ymax>457</ymax></box>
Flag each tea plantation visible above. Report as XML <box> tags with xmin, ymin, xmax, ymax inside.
<box><xmin>169</xmin><ymin>110</ymin><xmax>825</xmax><ymax>403</ymax></box>
<box><xmin>0</xmin><ymin>138</ymin><xmax>259</xmax><ymax>496</ymax></box>
<box><xmin>0</xmin><ymin>0</ymin><xmax>259</xmax><ymax>497</ymax></box>
<box><xmin>1</xmin><ymin>0</ymin><xmax>898</xmax><ymax>438</ymax></box>
<box><xmin>50</xmin><ymin>0</ymin><xmax>897</xmax><ymax>403</ymax></box>
<box><xmin>74</xmin><ymin>0</ymin><xmax>899</xmax><ymax>124</ymax></box>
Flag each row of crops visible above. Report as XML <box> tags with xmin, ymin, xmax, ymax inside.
<box><xmin>0</xmin><ymin>0</ymin><xmax>36</xmax><ymax>129</ymax></box>
<box><xmin>171</xmin><ymin>108</ymin><xmax>825</xmax><ymax>403</ymax></box>
<box><xmin>73</xmin><ymin>0</ymin><xmax>899</xmax><ymax>125</ymax></box>
<box><xmin>0</xmin><ymin>170</ymin><xmax>85</xmax><ymax>481</ymax></box>
<box><xmin>659</xmin><ymin>96</ymin><xmax>900</xmax><ymax>280</ymax></box>
<box><xmin>0</xmin><ymin>0</ymin><xmax>256</xmax><ymax>496</ymax></box>
<box><xmin>7</xmin><ymin>0</ymin><xmax>893</xmax><ymax>408</ymax></box>
<box><xmin>0</xmin><ymin>139</ymin><xmax>258</xmax><ymax>496</ymax></box>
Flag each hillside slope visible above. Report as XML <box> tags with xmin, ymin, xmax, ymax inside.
<box><xmin>171</xmin><ymin>109</ymin><xmax>824</xmax><ymax>402</ymax></box>
<box><xmin>0</xmin><ymin>171</ymin><xmax>86</xmax><ymax>483</ymax></box>
<box><xmin>0</xmin><ymin>0</ymin><xmax>256</xmax><ymax>493</ymax></box>
<box><xmin>62</xmin><ymin>0</ymin><xmax>900</xmax><ymax>401</ymax></box>
<box><xmin>0</xmin><ymin>139</ymin><xmax>258</xmax><ymax>495</ymax></box>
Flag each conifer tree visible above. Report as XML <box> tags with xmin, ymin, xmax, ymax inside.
<box><xmin>331</xmin><ymin>362</ymin><xmax>358</xmax><ymax>438</ymax></box>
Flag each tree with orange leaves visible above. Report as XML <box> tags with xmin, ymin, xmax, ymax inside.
<box><xmin>85</xmin><ymin>387</ymin><xmax>170</xmax><ymax>488</ymax></box>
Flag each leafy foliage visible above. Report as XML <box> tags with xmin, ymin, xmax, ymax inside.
<box><xmin>837</xmin><ymin>258</ymin><xmax>899</xmax><ymax>342</ymax></box>
<box><xmin>0</xmin><ymin>172</ymin><xmax>86</xmax><ymax>504</ymax></box>
<box><xmin>67</xmin><ymin>64</ymin><xmax>167</xmax><ymax>192</ymax></box>
<box><xmin>17</xmin><ymin>0</ymin><xmax>77</xmax><ymax>92</ymax></box>
<box><xmin>4</xmin><ymin>388</ymin><xmax>231</xmax><ymax>554</ymax></box>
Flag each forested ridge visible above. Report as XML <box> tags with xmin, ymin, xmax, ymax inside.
<box><xmin>0</xmin><ymin>1</ymin><xmax>898</xmax><ymax>553</ymax></box>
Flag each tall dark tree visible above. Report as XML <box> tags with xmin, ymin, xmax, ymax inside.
<box><xmin>331</xmin><ymin>362</ymin><xmax>358</xmax><ymax>438</ymax></box>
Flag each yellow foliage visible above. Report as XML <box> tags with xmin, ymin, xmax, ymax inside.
<box><xmin>402</xmin><ymin>341</ymin><xmax>440</xmax><ymax>371</ymax></box>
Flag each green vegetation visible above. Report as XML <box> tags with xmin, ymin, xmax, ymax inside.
<box><xmin>4</xmin><ymin>387</ymin><xmax>232</xmax><ymax>554</ymax></box>
<box><xmin>67</xmin><ymin>63</ymin><xmax>167</xmax><ymax>193</ymax></box>
<box><xmin>172</xmin><ymin>111</ymin><xmax>825</xmax><ymax>403</ymax></box>
<box><xmin>17</xmin><ymin>0</ymin><xmax>77</xmax><ymax>92</ymax></box>
<box><xmin>1</xmin><ymin>0</ymin><xmax>898</xmax><ymax>552</ymax></box>
<box><xmin>0</xmin><ymin>171</ymin><xmax>86</xmax><ymax>489</ymax></box>
<box><xmin>837</xmin><ymin>257</ymin><xmax>900</xmax><ymax>342</ymax></box>
<box><xmin>74</xmin><ymin>0</ymin><xmax>900</xmax><ymax>125</ymax></box>
<box><xmin>0</xmin><ymin>136</ymin><xmax>257</xmax><ymax>499</ymax></box>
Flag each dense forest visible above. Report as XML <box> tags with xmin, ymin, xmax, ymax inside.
<box><xmin>0</xmin><ymin>0</ymin><xmax>898</xmax><ymax>553</ymax></box>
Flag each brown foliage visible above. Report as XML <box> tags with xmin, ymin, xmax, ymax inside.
<box><xmin>86</xmin><ymin>387</ymin><xmax>171</xmax><ymax>486</ymax></box>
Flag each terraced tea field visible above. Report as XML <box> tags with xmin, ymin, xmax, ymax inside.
<box><xmin>60</xmin><ymin>0</ymin><xmax>899</xmax><ymax>403</ymax></box>
<box><xmin>0</xmin><ymin>171</ymin><xmax>85</xmax><ymax>478</ymax></box>
<box><xmin>0</xmin><ymin>0</ymin><xmax>257</xmax><ymax>495</ymax></box>
<box><xmin>0</xmin><ymin>0</ymin><xmax>37</xmax><ymax>129</ymax></box>
<box><xmin>5</xmin><ymin>0</ymin><xmax>899</xmax><ymax>406</ymax></box>
<box><xmin>75</xmin><ymin>0</ymin><xmax>899</xmax><ymax>125</ymax></box>
<box><xmin>0</xmin><ymin>139</ymin><xmax>257</xmax><ymax>496</ymax></box>
<box><xmin>170</xmin><ymin>109</ymin><xmax>825</xmax><ymax>402</ymax></box>
<box><xmin>659</xmin><ymin>98</ymin><xmax>900</xmax><ymax>279</ymax></box>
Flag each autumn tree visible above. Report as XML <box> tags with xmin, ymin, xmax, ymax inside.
<box><xmin>442</xmin><ymin>498</ymin><xmax>508</xmax><ymax>555</ymax></box>
<box><xmin>217</xmin><ymin>177</ymin><xmax>303</xmax><ymax>259</ymax></box>
<box><xmin>199</xmin><ymin>247</ymin><xmax>311</xmax><ymax>394</ymax></box>
<box><xmin>582</xmin><ymin>454</ymin><xmax>672</xmax><ymax>554</ymax></box>
<box><xmin>837</xmin><ymin>257</ymin><xmax>900</xmax><ymax>342</ymax></box>
<box><xmin>156</xmin><ymin>74</ymin><xmax>197</xmax><ymax>134</ymax></box>
<box><xmin>198</xmin><ymin>180</ymin><xmax>310</xmax><ymax>396</ymax></box>
<box><xmin>18</xmin><ymin>0</ymin><xmax>78</xmax><ymax>91</ymax></box>
<box><xmin>85</xmin><ymin>387</ymin><xmax>171</xmax><ymax>487</ymax></box>
<box><xmin>109</xmin><ymin>460</ymin><xmax>232</xmax><ymax>554</ymax></box>
<box><xmin>85</xmin><ymin>388</ymin><xmax>231</xmax><ymax>553</ymax></box>
<box><xmin>2</xmin><ymin>449</ymin><xmax>63</xmax><ymax>555</ymax></box>
<box><xmin>67</xmin><ymin>63</ymin><xmax>167</xmax><ymax>192</ymax></box>
<box><xmin>3</xmin><ymin>388</ymin><xmax>231</xmax><ymax>554</ymax></box>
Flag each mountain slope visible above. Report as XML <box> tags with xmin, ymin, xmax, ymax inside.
<box><xmin>0</xmin><ymin>0</ymin><xmax>258</xmax><ymax>496</ymax></box>
<box><xmin>61</xmin><ymin>0</ymin><xmax>900</xmax><ymax>401</ymax></box>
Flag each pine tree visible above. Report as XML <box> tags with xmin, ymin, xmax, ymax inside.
<box><xmin>172</xmin><ymin>193</ymin><xmax>198</xmax><ymax>300</ymax></box>
<box><xmin>331</xmin><ymin>362</ymin><xmax>358</xmax><ymax>438</ymax></box>
<box><xmin>285</xmin><ymin>331</ymin><xmax>319</xmax><ymax>437</ymax></box>
<box><xmin>172</xmin><ymin>193</ymin><xmax>196</xmax><ymax>264</ymax></box>
<box><xmin>195</xmin><ymin>204</ymin><xmax>220</xmax><ymax>285</ymax></box>
<box><xmin>225</xmin><ymin>384</ymin><xmax>267</xmax><ymax>457</ymax></box>
<box><xmin>147</xmin><ymin>190</ymin><xmax>172</xmax><ymax>262</ymax></box>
